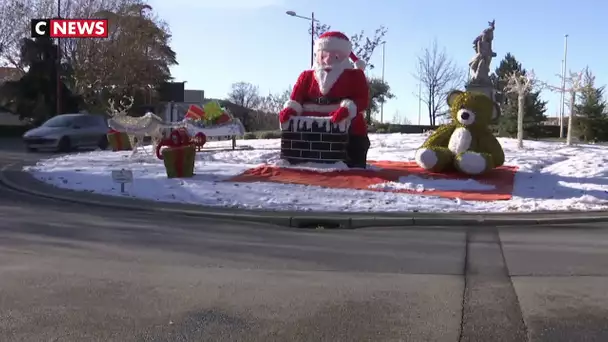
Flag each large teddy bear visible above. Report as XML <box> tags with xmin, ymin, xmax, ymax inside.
<box><xmin>415</xmin><ymin>90</ymin><xmax>504</xmax><ymax>175</ymax></box>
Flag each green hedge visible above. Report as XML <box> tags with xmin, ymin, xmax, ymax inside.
<box><xmin>242</xmin><ymin>132</ymin><xmax>257</xmax><ymax>140</ymax></box>
<box><xmin>256</xmin><ymin>130</ymin><xmax>281</xmax><ymax>139</ymax></box>
<box><xmin>241</xmin><ymin>130</ymin><xmax>282</xmax><ymax>140</ymax></box>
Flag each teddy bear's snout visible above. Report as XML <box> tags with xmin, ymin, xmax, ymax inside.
<box><xmin>456</xmin><ymin>109</ymin><xmax>476</xmax><ymax>125</ymax></box>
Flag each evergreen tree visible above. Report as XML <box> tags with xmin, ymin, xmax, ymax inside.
<box><xmin>367</xmin><ymin>77</ymin><xmax>395</xmax><ymax>124</ymax></box>
<box><xmin>574</xmin><ymin>68</ymin><xmax>607</xmax><ymax>142</ymax></box>
<box><xmin>491</xmin><ymin>53</ymin><xmax>548</xmax><ymax>138</ymax></box>
<box><xmin>0</xmin><ymin>37</ymin><xmax>81</xmax><ymax>125</ymax></box>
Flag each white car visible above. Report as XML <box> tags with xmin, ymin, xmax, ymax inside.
<box><xmin>23</xmin><ymin>113</ymin><xmax>110</xmax><ymax>152</ymax></box>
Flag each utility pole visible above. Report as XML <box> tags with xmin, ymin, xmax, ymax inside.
<box><xmin>56</xmin><ymin>0</ymin><xmax>62</xmax><ymax>115</ymax></box>
<box><xmin>310</xmin><ymin>12</ymin><xmax>314</xmax><ymax>67</ymax></box>
<box><xmin>558</xmin><ymin>59</ymin><xmax>564</xmax><ymax>127</ymax></box>
<box><xmin>380</xmin><ymin>41</ymin><xmax>386</xmax><ymax>123</ymax></box>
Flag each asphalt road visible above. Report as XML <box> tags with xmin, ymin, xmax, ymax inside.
<box><xmin>1</xmin><ymin>140</ymin><xmax>608</xmax><ymax>342</ymax></box>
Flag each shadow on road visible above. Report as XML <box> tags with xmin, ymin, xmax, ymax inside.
<box><xmin>0</xmin><ymin>196</ymin><xmax>466</xmax><ymax>275</ymax></box>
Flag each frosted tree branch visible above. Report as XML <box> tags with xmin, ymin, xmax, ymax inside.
<box><xmin>501</xmin><ymin>70</ymin><xmax>536</xmax><ymax>149</ymax></box>
<box><xmin>540</xmin><ymin>69</ymin><xmax>585</xmax><ymax>145</ymax></box>
<box><xmin>503</xmin><ymin>70</ymin><xmax>536</xmax><ymax>95</ymax></box>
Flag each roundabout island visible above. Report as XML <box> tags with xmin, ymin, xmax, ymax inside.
<box><xmin>16</xmin><ymin>132</ymin><xmax>608</xmax><ymax>220</ymax></box>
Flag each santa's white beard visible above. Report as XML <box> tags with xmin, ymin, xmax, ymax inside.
<box><xmin>313</xmin><ymin>58</ymin><xmax>352</xmax><ymax>95</ymax></box>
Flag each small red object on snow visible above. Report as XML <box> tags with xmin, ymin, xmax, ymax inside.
<box><xmin>157</xmin><ymin>128</ymin><xmax>192</xmax><ymax>159</ymax></box>
<box><xmin>193</xmin><ymin>132</ymin><xmax>207</xmax><ymax>151</ymax></box>
<box><xmin>194</xmin><ymin>132</ymin><xmax>207</xmax><ymax>146</ymax></box>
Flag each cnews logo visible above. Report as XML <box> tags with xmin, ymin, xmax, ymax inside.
<box><xmin>31</xmin><ymin>19</ymin><xmax>109</xmax><ymax>38</ymax></box>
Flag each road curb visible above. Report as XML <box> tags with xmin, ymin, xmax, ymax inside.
<box><xmin>0</xmin><ymin>163</ymin><xmax>294</xmax><ymax>227</ymax></box>
<box><xmin>3</xmin><ymin>161</ymin><xmax>608</xmax><ymax>229</ymax></box>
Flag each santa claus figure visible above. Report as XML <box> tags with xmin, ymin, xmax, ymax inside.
<box><xmin>278</xmin><ymin>31</ymin><xmax>370</xmax><ymax>168</ymax></box>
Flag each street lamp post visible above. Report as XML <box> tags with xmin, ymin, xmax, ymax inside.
<box><xmin>559</xmin><ymin>34</ymin><xmax>569</xmax><ymax>138</ymax></box>
<box><xmin>286</xmin><ymin>10</ymin><xmax>318</xmax><ymax>68</ymax></box>
<box><xmin>310</xmin><ymin>12</ymin><xmax>314</xmax><ymax>67</ymax></box>
<box><xmin>380</xmin><ymin>41</ymin><xmax>385</xmax><ymax>123</ymax></box>
<box><xmin>559</xmin><ymin>59</ymin><xmax>564</xmax><ymax>127</ymax></box>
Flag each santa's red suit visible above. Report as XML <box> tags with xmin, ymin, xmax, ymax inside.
<box><xmin>282</xmin><ymin>67</ymin><xmax>369</xmax><ymax>135</ymax></box>
<box><xmin>279</xmin><ymin>31</ymin><xmax>371</xmax><ymax>168</ymax></box>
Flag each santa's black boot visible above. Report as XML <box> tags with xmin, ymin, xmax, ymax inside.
<box><xmin>346</xmin><ymin>135</ymin><xmax>370</xmax><ymax>168</ymax></box>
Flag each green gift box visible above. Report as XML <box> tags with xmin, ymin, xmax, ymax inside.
<box><xmin>106</xmin><ymin>131</ymin><xmax>132</xmax><ymax>151</ymax></box>
<box><xmin>162</xmin><ymin>145</ymin><xmax>196</xmax><ymax>178</ymax></box>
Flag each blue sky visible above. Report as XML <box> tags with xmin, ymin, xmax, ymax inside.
<box><xmin>149</xmin><ymin>0</ymin><xmax>605</xmax><ymax>125</ymax></box>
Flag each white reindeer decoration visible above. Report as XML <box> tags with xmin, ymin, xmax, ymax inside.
<box><xmin>107</xmin><ymin>96</ymin><xmax>181</xmax><ymax>157</ymax></box>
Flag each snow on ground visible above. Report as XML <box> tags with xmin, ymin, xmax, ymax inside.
<box><xmin>24</xmin><ymin>134</ymin><xmax>608</xmax><ymax>213</ymax></box>
<box><xmin>369</xmin><ymin>176</ymin><xmax>496</xmax><ymax>192</ymax></box>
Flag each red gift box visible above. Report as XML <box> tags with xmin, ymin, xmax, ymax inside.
<box><xmin>106</xmin><ymin>129</ymin><xmax>132</xmax><ymax>151</ymax></box>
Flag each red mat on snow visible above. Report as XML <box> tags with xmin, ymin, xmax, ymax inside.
<box><xmin>227</xmin><ymin>160</ymin><xmax>519</xmax><ymax>201</ymax></box>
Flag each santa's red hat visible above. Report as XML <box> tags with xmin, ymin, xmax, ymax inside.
<box><xmin>314</xmin><ymin>31</ymin><xmax>366</xmax><ymax>70</ymax></box>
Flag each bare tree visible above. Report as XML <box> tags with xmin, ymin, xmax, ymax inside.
<box><xmin>0</xmin><ymin>0</ymin><xmax>56</xmax><ymax>69</ymax></box>
<box><xmin>245</xmin><ymin>110</ymin><xmax>278</xmax><ymax>131</ymax></box>
<box><xmin>71</xmin><ymin>1</ymin><xmax>176</xmax><ymax>107</ymax></box>
<box><xmin>257</xmin><ymin>87</ymin><xmax>291</xmax><ymax>114</ymax></box>
<box><xmin>414</xmin><ymin>39</ymin><xmax>465</xmax><ymax>126</ymax></box>
<box><xmin>227</xmin><ymin>82</ymin><xmax>261</xmax><ymax>109</ymax></box>
<box><xmin>256</xmin><ymin>95</ymin><xmax>270</xmax><ymax>113</ymax></box>
<box><xmin>542</xmin><ymin>69</ymin><xmax>584</xmax><ymax>145</ymax></box>
<box><xmin>391</xmin><ymin>110</ymin><xmax>401</xmax><ymax>124</ymax></box>
<box><xmin>388</xmin><ymin>110</ymin><xmax>411</xmax><ymax>125</ymax></box>
<box><xmin>503</xmin><ymin>70</ymin><xmax>536</xmax><ymax>149</ymax></box>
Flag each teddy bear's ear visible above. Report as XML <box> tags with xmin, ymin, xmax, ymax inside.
<box><xmin>492</xmin><ymin>102</ymin><xmax>501</xmax><ymax>120</ymax></box>
<box><xmin>446</xmin><ymin>90</ymin><xmax>463</xmax><ymax>107</ymax></box>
